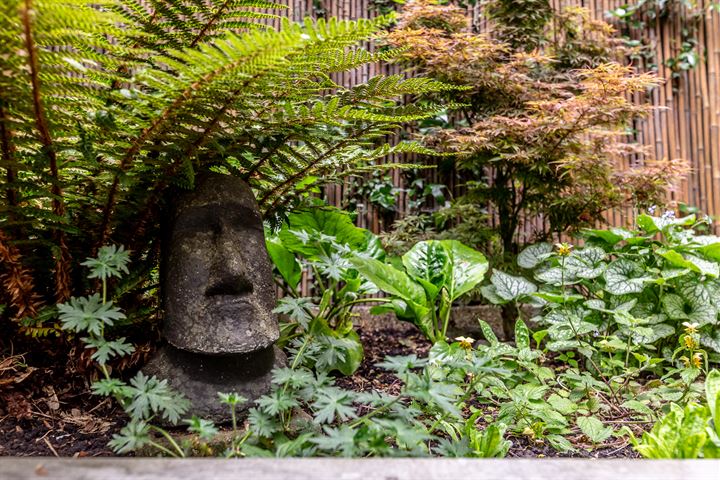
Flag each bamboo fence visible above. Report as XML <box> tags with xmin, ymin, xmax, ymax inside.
<box><xmin>262</xmin><ymin>0</ymin><xmax>720</xmax><ymax>239</ymax></box>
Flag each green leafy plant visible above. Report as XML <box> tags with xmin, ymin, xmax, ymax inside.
<box><xmin>350</xmin><ymin>239</ymin><xmax>488</xmax><ymax>342</ymax></box>
<box><xmin>57</xmin><ymin>246</ymin><xmax>195</xmax><ymax>456</ymax></box>
<box><xmin>484</xmin><ymin>212</ymin><xmax>720</xmax><ymax>392</ymax></box>
<box><xmin>267</xmin><ymin>207</ymin><xmax>385</xmax><ymax>375</ymax></box>
<box><xmin>226</xmin><ymin>334</ymin><xmax>510</xmax><ymax>458</ymax></box>
<box><xmin>628</xmin><ymin>369</ymin><xmax>720</xmax><ymax>458</ymax></box>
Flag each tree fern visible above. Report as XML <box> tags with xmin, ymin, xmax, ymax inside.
<box><xmin>0</xmin><ymin>0</ymin><xmax>122</xmax><ymax>302</ymax></box>
<box><xmin>0</xmin><ymin>0</ymin><xmax>454</xmax><ymax>325</ymax></box>
<box><xmin>113</xmin><ymin>0</ymin><xmax>285</xmax><ymax>52</ymax></box>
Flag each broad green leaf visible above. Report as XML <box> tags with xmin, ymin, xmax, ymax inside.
<box><xmin>266</xmin><ymin>236</ymin><xmax>302</xmax><ymax>289</ymax></box>
<box><xmin>701</xmin><ymin>330</ymin><xmax>720</xmax><ymax>353</ymax></box>
<box><xmin>350</xmin><ymin>257</ymin><xmax>426</xmax><ymax>306</ymax></box>
<box><xmin>577</xmin><ymin>416</ymin><xmax>613</xmax><ymax>444</ymax></box>
<box><xmin>480</xmin><ymin>285</ymin><xmax>507</xmax><ymax>305</ymax></box>
<box><xmin>658</xmin><ymin>248</ymin><xmax>720</xmax><ymax>278</ymax></box>
<box><xmin>402</xmin><ymin>240</ymin><xmax>449</xmax><ymax>300</ymax></box>
<box><xmin>698</xmin><ymin>242</ymin><xmax>720</xmax><ymax>262</ymax></box>
<box><xmin>362</xmin><ymin>230</ymin><xmax>386</xmax><ymax>260</ymax></box>
<box><xmin>533</xmin><ymin>291</ymin><xmax>584</xmax><ymax>303</ymax></box>
<box><xmin>517</xmin><ymin>242</ymin><xmax>552</xmax><ymax>269</ymax></box>
<box><xmin>477</xmin><ymin>319</ymin><xmax>499</xmax><ymax>345</ymax></box>
<box><xmin>631</xmin><ymin>323</ymin><xmax>675</xmax><ymax>344</ymax></box>
<box><xmin>490</xmin><ymin>270</ymin><xmax>537</xmax><ymax>301</ymax></box>
<box><xmin>279</xmin><ymin>208</ymin><xmax>366</xmax><ymax>258</ymax></box>
<box><xmin>564</xmin><ymin>247</ymin><xmax>606</xmax><ymax>279</ymax></box>
<box><xmin>622</xmin><ymin>400</ymin><xmax>654</xmax><ymax>417</ymax></box>
<box><xmin>604</xmin><ymin>259</ymin><xmax>651</xmax><ymax>295</ymax></box>
<box><xmin>439</xmin><ymin>240</ymin><xmax>488</xmax><ymax>300</ymax></box>
<box><xmin>679</xmin><ymin>280</ymin><xmax>718</xmax><ymax>308</ymax></box>
<box><xmin>662</xmin><ymin>289</ymin><xmax>717</xmax><ymax>326</ymax></box>
<box><xmin>548</xmin><ymin>394</ymin><xmax>577</xmax><ymax>415</ymax></box>
<box><xmin>534</xmin><ymin>267</ymin><xmax>578</xmax><ymax>286</ymax></box>
<box><xmin>514</xmin><ymin>318</ymin><xmax>531</xmax><ymax>352</ymax></box>
<box><xmin>638</xmin><ymin>213</ymin><xmax>695</xmax><ymax>234</ymax></box>
<box><xmin>314</xmin><ymin>331</ymin><xmax>364</xmax><ymax>376</ymax></box>
<box><xmin>662</xmin><ymin>293</ymin><xmax>688</xmax><ymax>320</ymax></box>
<box><xmin>583</xmin><ymin>227</ymin><xmax>633</xmax><ymax>246</ymax></box>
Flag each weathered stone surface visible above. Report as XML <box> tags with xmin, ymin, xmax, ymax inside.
<box><xmin>161</xmin><ymin>172</ymin><xmax>279</xmax><ymax>354</ymax></box>
<box><xmin>5</xmin><ymin>458</ymin><xmax>720</xmax><ymax>480</ymax></box>
<box><xmin>351</xmin><ymin>304</ymin><xmax>539</xmax><ymax>341</ymax></box>
<box><xmin>143</xmin><ymin>344</ymin><xmax>285</xmax><ymax>423</ymax></box>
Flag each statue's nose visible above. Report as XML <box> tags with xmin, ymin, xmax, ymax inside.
<box><xmin>204</xmin><ymin>226</ymin><xmax>253</xmax><ymax>297</ymax></box>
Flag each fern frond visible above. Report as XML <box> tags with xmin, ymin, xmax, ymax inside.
<box><xmin>113</xmin><ymin>0</ymin><xmax>286</xmax><ymax>53</ymax></box>
<box><xmin>0</xmin><ymin>230</ymin><xmax>43</xmax><ymax>320</ymax></box>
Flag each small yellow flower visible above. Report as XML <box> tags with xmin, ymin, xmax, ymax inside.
<box><xmin>680</xmin><ymin>356</ymin><xmax>690</xmax><ymax>367</ymax></box>
<box><xmin>682</xmin><ymin>322</ymin><xmax>699</xmax><ymax>334</ymax></box>
<box><xmin>555</xmin><ymin>242</ymin><xmax>573</xmax><ymax>257</ymax></box>
<box><xmin>455</xmin><ymin>336</ymin><xmax>475</xmax><ymax>350</ymax></box>
<box><xmin>683</xmin><ymin>335</ymin><xmax>698</xmax><ymax>350</ymax></box>
<box><xmin>691</xmin><ymin>352</ymin><xmax>703</xmax><ymax>368</ymax></box>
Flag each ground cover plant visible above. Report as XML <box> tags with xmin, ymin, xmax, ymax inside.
<box><xmin>33</xmin><ymin>208</ymin><xmax>718</xmax><ymax>459</ymax></box>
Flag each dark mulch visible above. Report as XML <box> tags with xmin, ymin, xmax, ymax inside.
<box><xmin>0</xmin><ymin>360</ymin><xmax>123</xmax><ymax>457</ymax></box>
<box><xmin>336</xmin><ymin>323</ymin><xmax>432</xmax><ymax>396</ymax></box>
<box><xmin>507</xmin><ymin>436</ymin><xmax>639</xmax><ymax>458</ymax></box>
<box><xmin>1</xmin><ymin>321</ymin><xmax>641</xmax><ymax>458</ymax></box>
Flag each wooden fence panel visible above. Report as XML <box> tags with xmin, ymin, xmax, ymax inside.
<box><xmin>266</xmin><ymin>1</ymin><xmax>720</xmax><ymax>241</ymax></box>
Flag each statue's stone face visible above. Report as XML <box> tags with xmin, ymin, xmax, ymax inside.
<box><xmin>162</xmin><ymin>173</ymin><xmax>279</xmax><ymax>354</ymax></box>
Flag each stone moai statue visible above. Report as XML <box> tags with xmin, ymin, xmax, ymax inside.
<box><xmin>143</xmin><ymin>172</ymin><xmax>284</xmax><ymax>422</ymax></box>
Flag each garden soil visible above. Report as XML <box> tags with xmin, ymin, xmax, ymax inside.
<box><xmin>0</xmin><ymin>323</ymin><xmax>638</xmax><ymax>458</ymax></box>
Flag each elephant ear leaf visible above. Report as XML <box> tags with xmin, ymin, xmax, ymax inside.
<box><xmin>279</xmin><ymin>208</ymin><xmax>366</xmax><ymax>258</ymax></box>
<box><xmin>266</xmin><ymin>235</ymin><xmax>302</xmax><ymax>289</ymax></box>
<box><xmin>402</xmin><ymin>240</ymin><xmax>449</xmax><ymax>300</ymax></box>
<box><xmin>349</xmin><ymin>257</ymin><xmax>426</xmax><ymax>306</ymax></box>
<box><xmin>438</xmin><ymin>240</ymin><xmax>489</xmax><ymax>301</ymax></box>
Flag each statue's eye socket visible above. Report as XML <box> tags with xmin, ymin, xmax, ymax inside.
<box><xmin>210</xmin><ymin>220</ymin><xmax>223</xmax><ymax>235</ymax></box>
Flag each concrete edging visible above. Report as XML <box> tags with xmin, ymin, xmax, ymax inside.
<box><xmin>2</xmin><ymin>458</ymin><xmax>718</xmax><ymax>480</ymax></box>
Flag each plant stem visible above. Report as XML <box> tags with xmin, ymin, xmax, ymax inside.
<box><xmin>148</xmin><ymin>440</ymin><xmax>180</xmax><ymax>458</ymax></box>
<box><xmin>348</xmin><ymin>396</ymin><xmax>402</xmax><ymax>429</ymax></box>
<box><xmin>151</xmin><ymin>426</ymin><xmax>185</xmax><ymax>458</ymax></box>
<box><xmin>280</xmin><ymin>334</ymin><xmax>312</xmax><ymax>428</ymax></box>
<box><xmin>427</xmin><ymin>373</ymin><xmax>484</xmax><ymax>434</ymax></box>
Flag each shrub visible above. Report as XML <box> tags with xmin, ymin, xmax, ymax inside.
<box><xmin>384</xmin><ymin>0</ymin><xmax>685</xmax><ymax>259</ymax></box>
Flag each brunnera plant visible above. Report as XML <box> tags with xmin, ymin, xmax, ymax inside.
<box><xmin>484</xmin><ymin>211</ymin><xmax>720</xmax><ymax>392</ymax></box>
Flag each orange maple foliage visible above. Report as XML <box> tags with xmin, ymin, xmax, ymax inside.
<box><xmin>385</xmin><ymin>0</ymin><xmax>687</xmax><ymax>254</ymax></box>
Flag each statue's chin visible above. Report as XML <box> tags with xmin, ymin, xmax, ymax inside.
<box><xmin>164</xmin><ymin>295</ymin><xmax>279</xmax><ymax>355</ymax></box>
